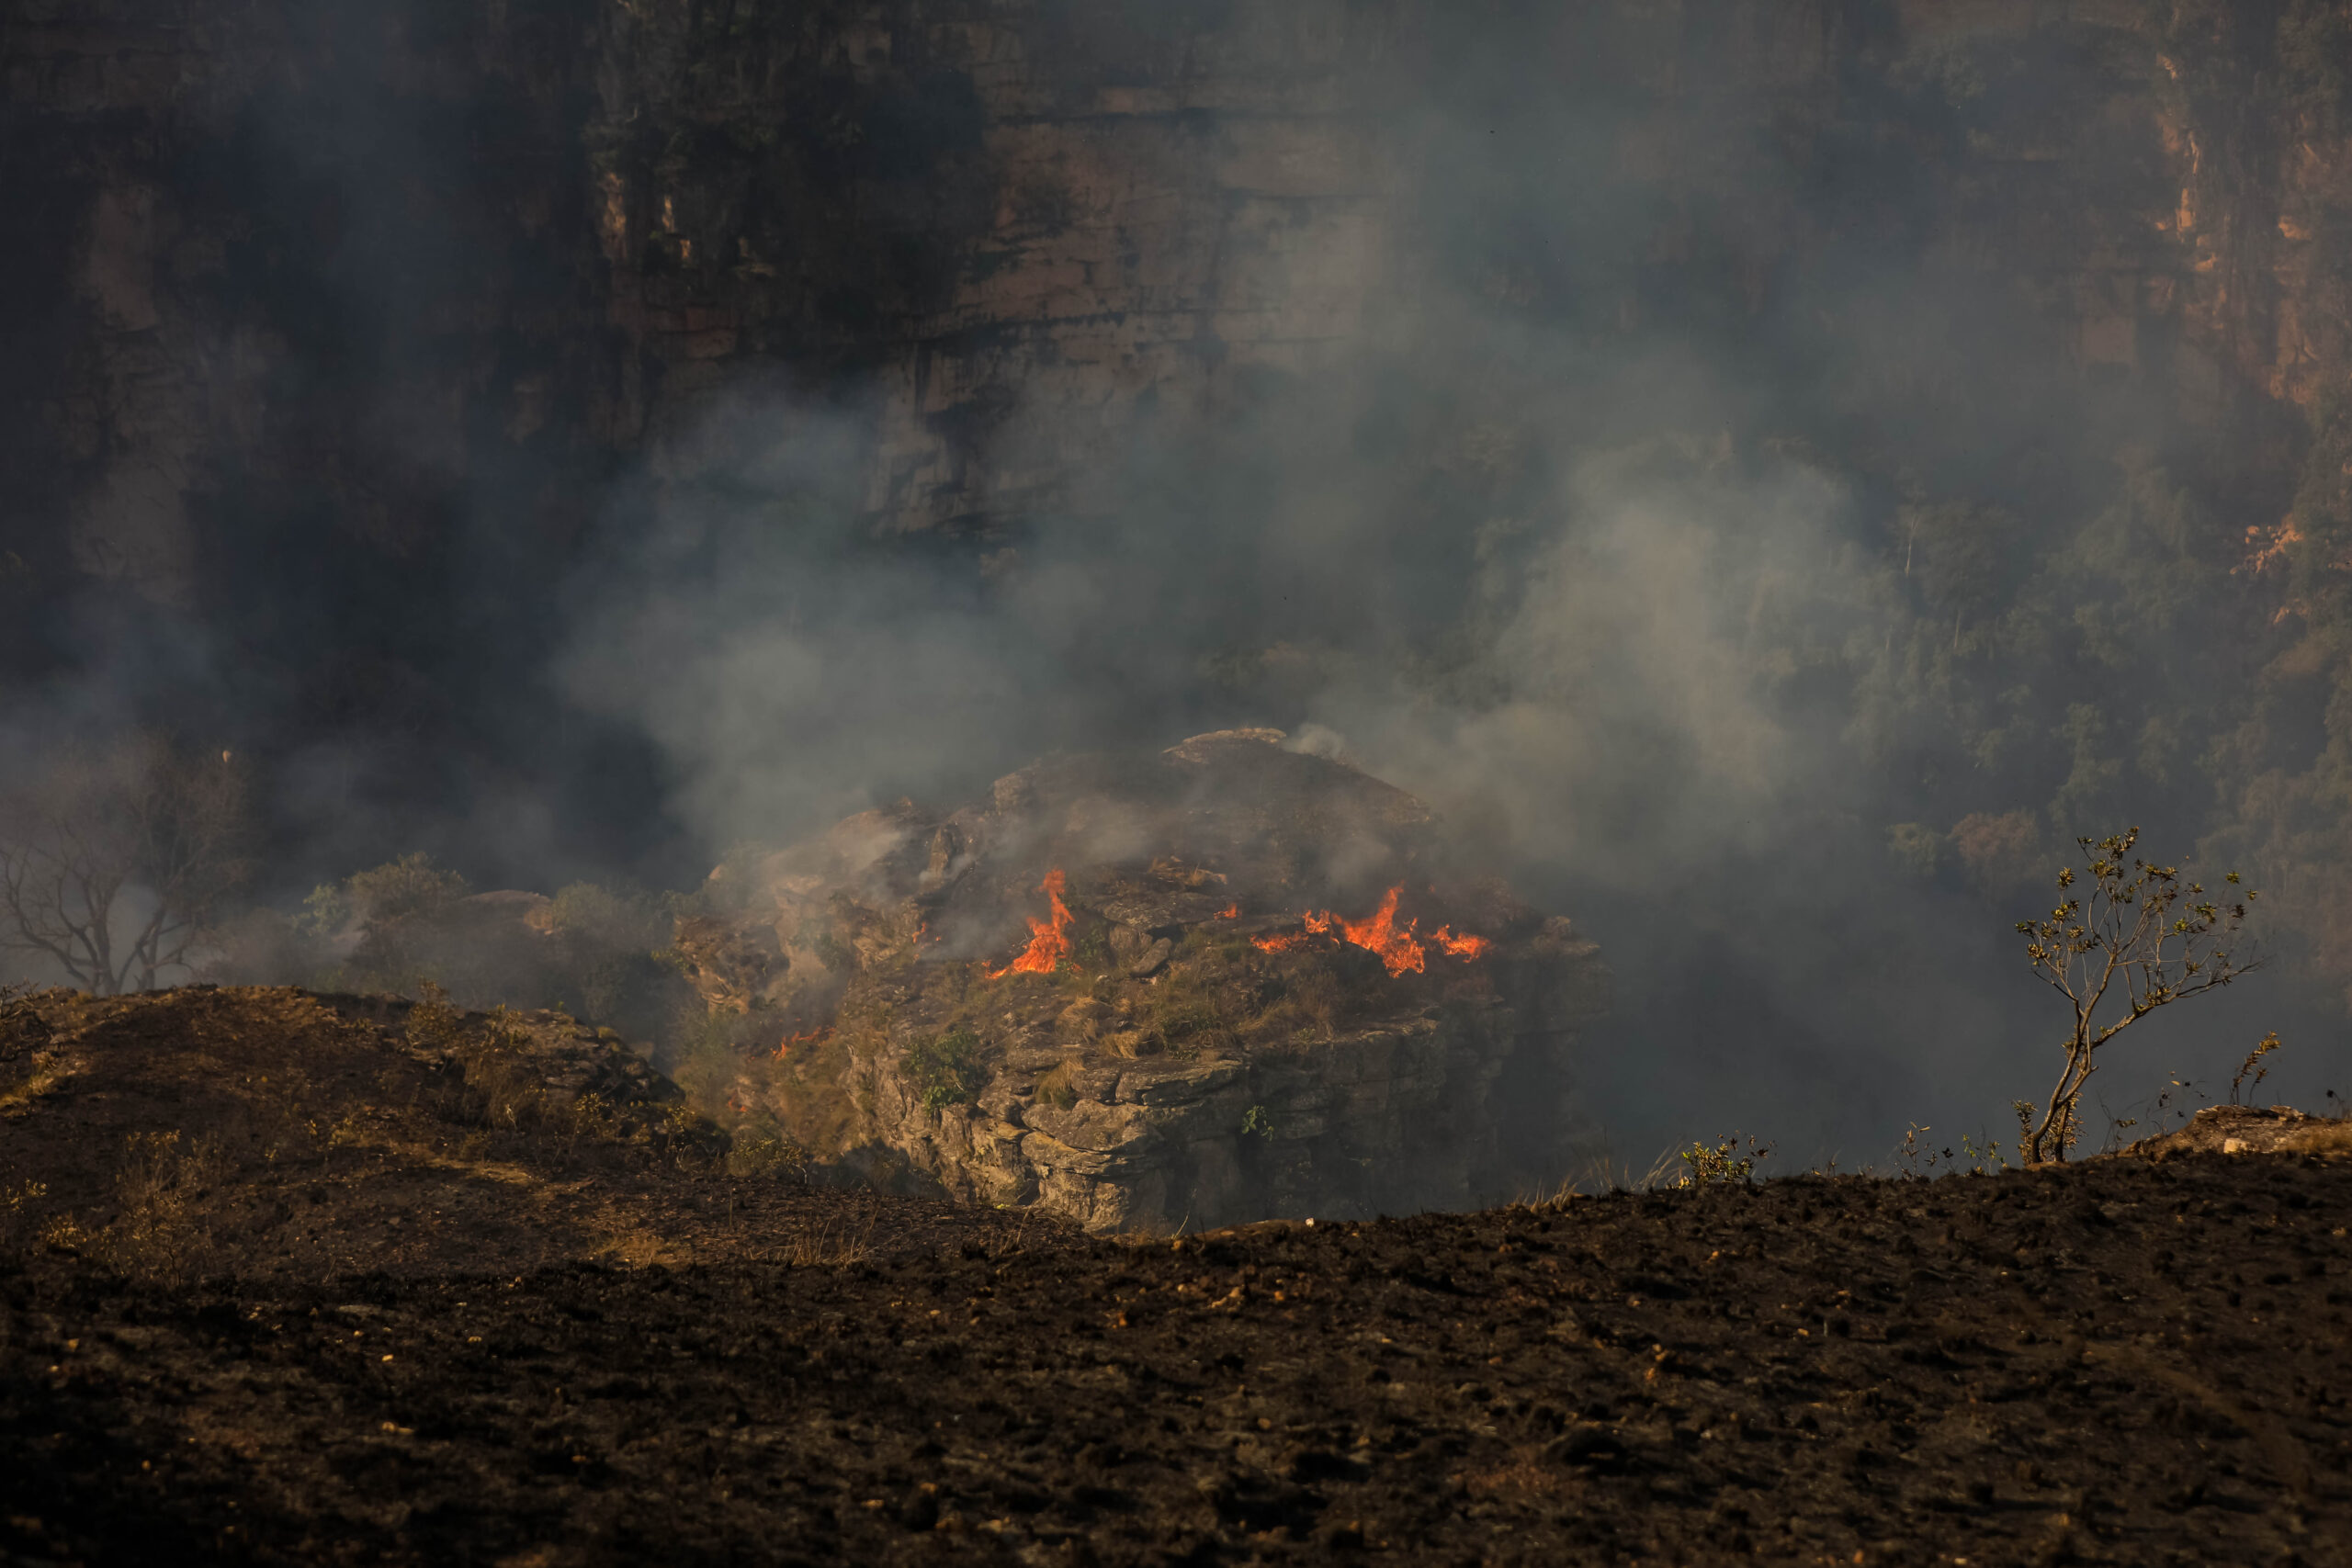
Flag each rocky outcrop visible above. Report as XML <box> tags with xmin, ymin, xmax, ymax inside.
<box><xmin>2123</xmin><ymin>1102</ymin><xmax>2352</xmax><ymax>1160</ymax></box>
<box><xmin>685</xmin><ymin>730</ymin><xmax>1608</xmax><ymax>1232</ymax></box>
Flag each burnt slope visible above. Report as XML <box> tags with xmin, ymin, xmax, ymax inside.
<box><xmin>4</xmin><ymin>1153</ymin><xmax>2347</xmax><ymax>1566</ymax></box>
<box><xmin>0</xmin><ymin>985</ymin><xmax>1057</xmax><ymax>1282</ymax></box>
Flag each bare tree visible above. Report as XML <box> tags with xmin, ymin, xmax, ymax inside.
<box><xmin>2013</xmin><ymin>827</ymin><xmax>2259</xmax><ymax>1163</ymax></box>
<box><xmin>0</xmin><ymin>737</ymin><xmax>250</xmax><ymax>995</ymax></box>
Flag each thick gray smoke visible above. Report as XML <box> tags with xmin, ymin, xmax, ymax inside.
<box><xmin>3</xmin><ymin>1</ymin><xmax>2340</xmax><ymax>1168</ymax></box>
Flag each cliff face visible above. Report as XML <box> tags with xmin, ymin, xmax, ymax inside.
<box><xmin>11</xmin><ymin>0</ymin><xmax>2346</xmax><ymax>582</ymax></box>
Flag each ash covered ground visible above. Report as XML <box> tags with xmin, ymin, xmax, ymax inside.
<box><xmin>2</xmin><ymin>990</ymin><xmax>2349</xmax><ymax>1565</ymax></box>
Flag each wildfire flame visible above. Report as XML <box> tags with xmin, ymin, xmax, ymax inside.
<box><xmin>1428</xmin><ymin>926</ymin><xmax>1492</xmax><ymax>960</ymax></box>
<box><xmin>1250</xmin><ymin>928</ymin><xmax>1314</xmax><ymax>953</ymax></box>
<box><xmin>1248</xmin><ymin>886</ymin><xmax>1489</xmax><ymax>977</ymax></box>
<box><xmin>1333</xmin><ymin>885</ymin><xmax>1424</xmax><ymax>976</ymax></box>
<box><xmin>1216</xmin><ymin>903</ymin><xmax>1240</xmax><ymax>919</ymax></box>
<box><xmin>990</xmin><ymin>869</ymin><xmax>1073</xmax><ymax>978</ymax></box>
<box><xmin>774</xmin><ymin>1026</ymin><xmax>833</xmax><ymax>1059</ymax></box>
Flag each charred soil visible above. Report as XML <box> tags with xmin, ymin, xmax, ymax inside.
<box><xmin>1</xmin><ymin>989</ymin><xmax>2348</xmax><ymax>1564</ymax></box>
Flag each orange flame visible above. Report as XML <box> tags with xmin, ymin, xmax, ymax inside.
<box><xmin>990</xmin><ymin>869</ymin><xmax>1073</xmax><ymax>978</ymax></box>
<box><xmin>774</xmin><ymin>1026</ymin><xmax>833</xmax><ymax>1059</ymax></box>
<box><xmin>1250</xmin><ymin>930</ymin><xmax>1315</xmax><ymax>953</ymax></box>
<box><xmin>1332</xmin><ymin>885</ymin><xmax>1425</xmax><ymax>976</ymax></box>
<box><xmin>1249</xmin><ymin>886</ymin><xmax>1489</xmax><ymax>976</ymax></box>
<box><xmin>1428</xmin><ymin>926</ymin><xmax>1492</xmax><ymax>961</ymax></box>
<box><xmin>1216</xmin><ymin>903</ymin><xmax>1240</xmax><ymax>919</ymax></box>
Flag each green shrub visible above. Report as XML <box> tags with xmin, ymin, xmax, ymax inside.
<box><xmin>1676</xmin><ymin>1134</ymin><xmax>1770</xmax><ymax>1188</ymax></box>
<box><xmin>726</xmin><ymin>1120</ymin><xmax>812</xmax><ymax>1182</ymax></box>
<box><xmin>904</xmin><ymin>1028</ymin><xmax>988</xmax><ymax>1113</ymax></box>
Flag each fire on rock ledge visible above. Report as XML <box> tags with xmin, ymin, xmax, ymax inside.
<box><xmin>677</xmin><ymin>729</ymin><xmax>1611</xmax><ymax>1233</ymax></box>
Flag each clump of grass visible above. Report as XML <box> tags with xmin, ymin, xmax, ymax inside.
<box><xmin>786</xmin><ymin>1201</ymin><xmax>876</xmax><ymax>1267</ymax></box>
<box><xmin>92</xmin><ymin>1130</ymin><xmax>232</xmax><ymax>1284</ymax></box>
<box><xmin>1035</xmin><ymin>1062</ymin><xmax>1080</xmax><ymax>1111</ymax></box>
<box><xmin>1240</xmin><ymin>967</ymin><xmax>1341</xmax><ymax>1045</ymax></box>
<box><xmin>1127</xmin><ymin>961</ymin><xmax>1238</xmax><ymax>1056</ymax></box>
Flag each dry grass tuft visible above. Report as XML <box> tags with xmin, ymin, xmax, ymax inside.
<box><xmin>785</xmin><ymin>1201</ymin><xmax>877</xmax><ymax>1267</ymax></box>
<box><xmin>90</xmin><ymin>1130</ymin><xmax>233</xmax><ymax>1284</ymax></box>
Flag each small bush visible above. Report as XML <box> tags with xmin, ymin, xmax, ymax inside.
<box><xmin>1676</xmin><ymin>1134</ymin><xmax>1770</xmax><ymax>1188</ymax></box>
<box><xmin>904</xmin><ymin>1028</ymin><xmax>988</xmax><ymax>1113</ymax></box>
<box><xmin>458</xmin><ymin>1009</ymin><xmax>547</xmax><ymax>1130</ymax></box>
<box><xmin>407</xmin><ymin>979</ymin><xmax>465</xmax><ymax>1050</ymax></box>
<box><xmin>726</xmin><ymin>1120</ymin><xmax>812</xmax><ymax>1182</ymax></box>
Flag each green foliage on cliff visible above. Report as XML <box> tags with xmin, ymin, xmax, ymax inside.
<box><xmin>904</xmin><ymin>1028</ymin><xmax>987</xmax><ymax>1114</ymax></box>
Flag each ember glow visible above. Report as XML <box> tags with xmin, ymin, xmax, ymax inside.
<box><xmin>1248</xmin><ymin>886</ymin><xmax>1488</xmax><ymax>976</ymax></box>
<box><xmin>1216</xmin><ymin>904</ymin><xmax>1240</xmax><ymax>919</ymax></box>
<box><xmin>991</xmin><ymin>869</ymin><xmax>1074</xmax><ymax>978</ymax></box>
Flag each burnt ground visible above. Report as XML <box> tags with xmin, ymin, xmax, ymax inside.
<box><xmin>0</xmin><ymin>987</ymin><xmax>1058</xmax><ymax>1280</ymax></box>
<box><xmin>1</xmin><ymin>991</ymin><xmax>2349</xmax><ymax>1565</ymax></box>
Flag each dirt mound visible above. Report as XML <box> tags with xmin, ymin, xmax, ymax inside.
<box><xmin>684</xmin><ymin>730</ymin><xmax>1609</xmax><ymax>1233</ymax></box>
<box><xmin>2</xmin><ymin>1151</ymin><xmax>2345</xmax><ymax>1565</ymax></box>
<box><xmin>0</xmin><ymin>987</ymin><xmax>1061</xmax><ymax>1283</ymax></box>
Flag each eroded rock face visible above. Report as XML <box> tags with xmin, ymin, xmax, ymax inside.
<box><xmin>685</xmin><ymin>730</ymin><xmax>1607</xmax><ymax>1232</ymax></box>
